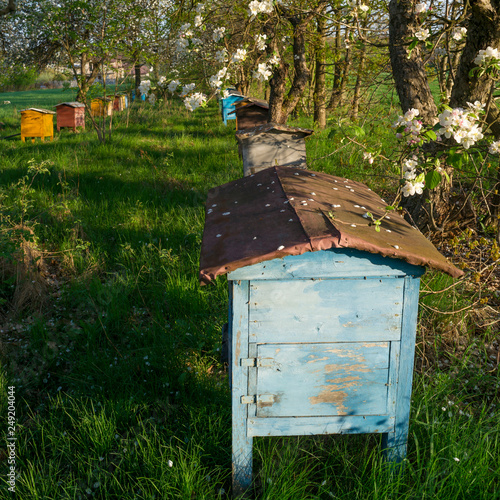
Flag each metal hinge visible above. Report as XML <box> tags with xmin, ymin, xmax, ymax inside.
<box><xmin>240</xmin><ymin>357</ymin><xmax>274</xmax><ymax>367</ymax></box>
<box><xmin>240</xmin><ymin>394</ymin><xmax>275</xmax><ymax>405</ymax></box>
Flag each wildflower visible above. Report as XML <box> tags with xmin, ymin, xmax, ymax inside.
<box><xmin>359</xmin><ymin>4</ymin><xmax>369</xmax><ymax>12</ymax></box>
<box><xmin>363</xmin><ymin>152</ymin><xmax>374</xmax><ymax>164</ymax></box>
<box><xmin>194</xmin><ymin>14</ymin><xmax>203</xmax><ymax>27</ymax></box>
<box><xmin>168</xmin><ymin>460</ymin><xmax>173</xmax><ymax>467</ymax></box>
<box><xmin>453</xmin><ymin>457</ymin><xmax>460</xmax><ymax>462</ymax></box>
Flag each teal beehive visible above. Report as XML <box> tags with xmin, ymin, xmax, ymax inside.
<box><xmin>221</xmin><ymin>91</ymin><xmax>245</xmax><ymax>125</ymax></box>
<box><xmin>199</xmin><ymin>166</ymin><xmax>462</xmax><ymax>495</ymax></box>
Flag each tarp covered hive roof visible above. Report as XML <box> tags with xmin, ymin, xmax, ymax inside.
<box><xmin>199</xmin><ymin>166</ymin><xmax>463</xmax><ymax>284</ymax></box>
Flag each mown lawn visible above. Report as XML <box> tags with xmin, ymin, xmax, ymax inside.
<box><xmin>0</xmin><ymin>88</ymin><xmax>499</xmax><ymax>499</ymax></box>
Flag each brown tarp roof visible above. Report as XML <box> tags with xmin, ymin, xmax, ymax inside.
<box><xmin>199</xmin><ymin>166</ymin><xmax>463</xmax><ymax>284</ymax></box>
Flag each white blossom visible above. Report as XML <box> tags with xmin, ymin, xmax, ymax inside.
<box><xmin>175</xmin><ymin>38</ymin><xmax>189</xmax><ymax>53</ymax></box>
<box><xmin>415</xmin><ymin>3</ymin><xmax>427</xmax><ymax>13</ymax></box>
<box><xmin>489</xmin><ymin>140</ymin><xmax>500</xmax><ymax>154</ymax></box>
<box><xmin>248</xmin><ymin>0</ymin><xmax>273</xmax><ymax>16</ymax></box>
<box><xmin>184</xmin><ymin>92</ymin><xmax>206</xmax><ymax>111</ymax></box>
<box><xmin>231</xmin><ymin>48</ymin><xmax>247</xmax><ymax>63</ymax></box>
<box><xmin>168</xmin><ymin>79</ymin><xmax>180</xmax><ymax>93</ymax></box>
<box><xmin>179</xmin><ymin>83</ymin><xmax>196</xmax><ymax>97</ymax></box>
<box><xmin>213</xmin><ymin>27</ymin><xmax>226</xmax><ymax>42</ymax></box>
<box><xmin>436</xmin><ymin>107</ymin><xmax>485</xmax><ymax>149</ymax></box>
<box><xmin>268</xmin><ymin>54</ymin><xmax>280</xmax><ymax>66</ymax></box>
<box><xmin>253</xmin><ymin>62</ymin><xmax>272</xmax><ymax>81</ymax></box>
<box><xmin>452</xmin><ymin>27</ymin><xmax>467</xmax><ymax>41</ymax></box>
<box><xmin>209</xmin><ymin>67</ymin><xmax>229</xmax><ymax>88</ymax></box>
<box><xmin>359</xmin><ymin>4</ymin><xmax>369</xmax><ymax>12</ymax></box>
<box><xmin>194</xmin><ymin>15</ymin><xmax>203</xmax><ymax>27</ymax></box>
<box><xmin>415</xmin><ymin>28</ymin><xmax>430</xmax><ymax>41</ymax></box>
<box><xmin>255</xmin><ymin>34</ymin><xmax>267</xmax><ymax>51</ymax></box>
<box><xmin>474</xmin><ymin>46</ymin><xmax>500</xmax><ymax>66</ymax></box>
<box><xmin>215</xmin><ymin>49</ymin><xmax>228</xmax><ymax>62</ymax></box>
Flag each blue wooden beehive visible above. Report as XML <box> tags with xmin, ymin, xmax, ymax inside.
<box><xmin>221</xmin><ymin>92</ymin><xmax>246</xmax><ymax>125</ymax></box>
<box><xmin>199</xmin><ymin>166</ymin><xmax>462</xmax><ymax>494</ymax></box>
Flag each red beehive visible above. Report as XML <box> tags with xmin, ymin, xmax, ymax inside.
<box><xmin>55</xmin><ymin>102</ymin><xmax>85</xmax><ymax>132</ymax></box>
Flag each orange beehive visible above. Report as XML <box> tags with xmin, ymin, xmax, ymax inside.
<box><xmin>91</xmin><ymin>98</ymin><xmax>113</xmax><ymax>117</ymax></box>
<box><xmin>20</xmin><ymin>108</ymin><xmax>55</xmax><ymax>142</ymax></box>
<box><xmin>55</xmin><ymin>102</ymin><xmax>85</xmax><ymax>132</ymax></box>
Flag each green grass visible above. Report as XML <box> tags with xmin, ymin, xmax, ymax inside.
<box><xmin>0</xmin><ymin>88</ymin><xmax>499</xmax><ymax>499</ymax></box>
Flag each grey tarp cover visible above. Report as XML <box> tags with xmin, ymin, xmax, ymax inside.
<box><xmin>199</xmin><ymin>166</ymin><xmax>463</xmax><ymax>284</ymax></box>
<box><xmin>55</xmin><ymin>102</ymin><xmax>85</xmax><ymax>108</ymax></box>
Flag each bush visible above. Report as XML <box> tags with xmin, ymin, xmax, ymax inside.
<box><xmin>0</xmin><ymin>65</ymin><xmax>38</xmax><ymax>92</ymax></box>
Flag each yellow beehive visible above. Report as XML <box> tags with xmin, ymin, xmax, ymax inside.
<box><xmin>20</xmin><ymin>108</ymin><xmax>55</xmax><ymax>143</ymax></box>
<box><xmin>91</xmin><ymin>98</ymin><xmax>113</xmax><ymax>117</ymax></box>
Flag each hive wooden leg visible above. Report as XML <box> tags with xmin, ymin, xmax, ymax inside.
<box><xmin>231</xmin><ymin>280</ymin><xmax>253</xmax><ymax>496</ymax></box>
<box><xmin>382</xmin><ymin>276</ymin><xmax>420</xmax><ymax>464</ymax></box>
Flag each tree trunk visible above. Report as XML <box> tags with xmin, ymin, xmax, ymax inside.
<box><xmin>75</xmin><ymin>53</ymin><xmax>100</xmax><ymax>102</ymax></box>
<box><xmin>267</xmin><ymin>1</ymin><xmax>328</xmax><ymax>124</ymax></box>
<box><xmin>313</xmin><ymin>11</ymin><xmax>327</xmax><ymax>128</ymax></box>
<box><xmin>280</xmin><ymin>15</ymin><xmax>312</xmax><ymax>122</ymax></box>
<box><xmin>134</xmin><ymin>63</ymin><xmax>142</xmax><ymax>98</ymax></box>
<box><xmin>268</xmin><ymin>62</ymin><xmax>288</xmax><ymax>123</ymax></box>
<box><xmin>350</xmin><ymin>41</ymin><xmax>367</xmax><ymax>121</ymax></box>
<box><xmin>327</xmin><ymin>24</ymin><xmax>351</xmax><ymax>111</ymax></box>
<box><xmin>388</xmin><ymin>0</ymin><xmax>438</xmax><ymax>124</ymax></box>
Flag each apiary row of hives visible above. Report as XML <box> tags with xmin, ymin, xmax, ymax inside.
<box><xmin>19</xmin><ymin>95</ymin><xmax>129</xmax><ymax>142</ymax></box>
<box><xmin>205</xmin><ymin>88</ymin><xmax>463</xmax><ymax>494</ymax></box>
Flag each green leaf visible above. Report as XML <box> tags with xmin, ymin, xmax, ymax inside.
<box><xmin>424</xmin><ymin>130</ymin><xmax>437</xmax><ymax>141</ymax></box>
<box><xmin>425</xmin><ymin>170</ymin><xmax>442</xmax><ymax>189</ymax></box>
<box><xmin>408</xmin><ymin>39</ymin><xmax>419</xmax><ymax>51</ymax></box>
<box><xmin>447</xmin><ymin>151</ymin><xmax>462</xmax><ymax>168</ymax></box>
<box><xmin>415</xmin><ymin>173</ymin><xmax>425</xmax><ymax>183</ymax></box>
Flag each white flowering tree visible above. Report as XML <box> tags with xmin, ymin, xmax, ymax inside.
<box><xmin>386</xmin><ymin>0</ymin><xmax>500</xmax><ymax>237</ymax></box>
